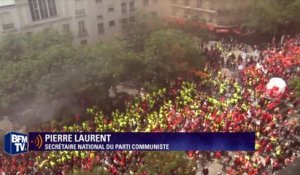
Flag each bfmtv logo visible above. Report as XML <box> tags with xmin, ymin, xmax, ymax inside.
<box><xmin>4</xmin><ymin>132</ymin><xmax>28</xmax><ymax>155</ymax></box>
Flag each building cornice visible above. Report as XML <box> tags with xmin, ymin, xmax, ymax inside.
<box><xmin>171</xmin><ymin>4</ymin><xmax>217</xmax><ymax>14</ymax></box>
<box><xmin>21</xmin><ymin>16</ymin><xmax>72</xmax><ymax>30</ymax></box>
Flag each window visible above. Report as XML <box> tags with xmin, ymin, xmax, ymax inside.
<box><xmin>75</xmin><ymin>0</ymin><xmax>85</xmax><ymax>16</ymax></box>
<box><xmin>26</xmin><ymin>32</ymin><xmax>32</xmax><ymax>37</ymax></box>
<box><xmin>209</xmin><ymin>15</ymin><xmax>213</xmax><ymax>23</ymax></box>
<box><xmin>152</xmin><ymin>0</ymin><xmax>158</xmax><ymax>4</ymax></box>
<box><xmin>76</xmin><ymin>9</ymin><xmax>85</xmax><ymax>16</ymax></box>
<box><xmin>2</xmin><ymin>23</ymin><xmax>14</xmax><ymax>30</ymax></box>
<box><xmin>109</xmin><ymin>20</ymin><xmax>115</xmax><ymax>27</ymax></box>
<box><xmin>129</xmin><ymin>1</ymin><xmax>135</xmax><ymax>12</ymax></box>
<box><xmin>151</xmin><ymin>12</ymin><xmax>157</xmax><ymax>17</ymax></box>
<box><xmin>143</xmin><ymin>13</ymin><xmax>149</xmax><ymax>18</ymax></box>
<box><xmin>143</xmin><ymin>0</ymin><xmax>149</xmax><ymax>6</ymax></box>
<box><xmin>63</xmin><ymin>24</ymin><xmax>70</xmax><ymax>32</ymax></box>
<box><xmin>81</xmin><ymin>40</ymin><xmax>87</xmax><ymax>45</ymax></box>
<box><xmin>1</xmin><ymin>13</ymin><xmax>14</xmax><ymax>30</ymax></box>
<box><xmin>121</xmin><ymin>18</ymin><xmax>128</xmax><ymax>24</ymax></box>
<box><xmin>184</xmin><ymin>9</ymin><xmax>189</xmax><ymax>17</ymax></box>
<box><xmin>28</xmin><ymin>0</ymin><xmax>57</xmax><ymax>21</ymax></box>
<box><xmin>78</xmin><ymin>21</ymin><xmax>86</xmax><ymax>33</ymax></box>
<box><xmin>197</xmin><ymin>0</ymin><xmax>202</xmax><ymax>8</ymax></box>
<box><xmin>121</xmin><ymin>18</ymin><xmax>128</xmax><ymax>29</ymax></box>
<box><xmin>98</xmin><ymin>23</ymin><xmax>104</xmax><ymax>34</ymax></box>
<box><xmin>172</xmin><ymin>7</ymin><xmax>177</xmax><ymax>16</ymax></box>
<box><xmin>95</xmin><ymin>0</ymin><xmax>102</xmax><ymax>3</ymax></box>
<box><xmin>129</xmin><ymin>16</ymin><xmax>135</xmax><ymax>22</ymax></box>
<box><xmin>97</xmin><ymin>15</ymin><xmax>103</xmax><ymax>19</ymax></box>
<box><xmin>183</xmin><ymin>0</ymin><xmax>189</xmax><ymax>6</ymax></box>
<box><xmin>208</xmin><ymin>1</ymin><xmax>214</xmax><ymax>10</ymax></box>
<box><xmin>108</xmin><ymin>7</ymin><xmax>114</xmax><ymax>12</ymax></box>
<box><xmin>121</xmin><ymin>3</ymin><xmax>127</xmax><ymax>13</ymax></box>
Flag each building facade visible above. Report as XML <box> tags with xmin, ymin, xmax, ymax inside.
<box><xmin>0</xmin><ymin>0</ymin><xmax>254</xmax><ymax>44</ymax></box>
<box><xmin>169</xmin><ymin>0</ymin><xmax>254</xmax><ymax>28</ymax></box>
<box><xmin>0</xmin><ymin>0</ymin><xmax>164</xmax><ymax>45</ymax></box>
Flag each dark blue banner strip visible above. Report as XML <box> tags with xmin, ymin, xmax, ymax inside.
<box><xmin>28</xmin><ymin>132</ymin><xmax>255</xmax><ymax>151</ymax></box>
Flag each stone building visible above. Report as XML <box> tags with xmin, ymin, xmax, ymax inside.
<box><xmin>0</xmin><ymin>0</ymin><xmax>254</xmax><ymax>44</ymax></box>
<box><xmin>168</xmin><ymin>0</ymin><xmax>254</xmax><ymax>32</ymax></box>
<box><xmin>0</xmin><ymin>0</ymin><xmax>163</xmax><ymax>45</ymax></box>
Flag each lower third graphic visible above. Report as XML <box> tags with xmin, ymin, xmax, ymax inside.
<box><xmin>31</xmin><ymin>134</ymin><xmax>43</xmax><ymax>149</ymax></box>
<box><xmin>4</xmin><ymin>132</ymin><xmax>28</xmax><ymax>155</ymax></box>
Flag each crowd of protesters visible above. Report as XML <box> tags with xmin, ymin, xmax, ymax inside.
<box><xmin>0</xmin><ymin>36</ymin><xmax>300</xmax><ymax>175</ymax></box>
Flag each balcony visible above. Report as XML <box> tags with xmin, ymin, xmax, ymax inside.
<box><xmin>76</xmin><ymin>9</ymin><xmax>86</xmax><ymax>16</ymax></box>
<box><xmin>2</xmin><ymin>23</ymin><xmax>14</xmax><ymax>30</ymax></box>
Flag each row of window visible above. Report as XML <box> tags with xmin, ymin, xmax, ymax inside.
<box><xmin>95</xmin><ymin>0</ymin><xmax>157</xmax><ymax>6</ymax></box>
<box><xmin>75</xmin><ymin>16</ymin><xmax>136</xmax><ymax>36</ymax></box>
<box><xmin>143</xmin><ymin>0</ymin><xmax>158</xmax><ymax>6</ymax></box>
<box><xmin>29</xmin><ymin>0</ymin><xmax>137</xmax><ymax>22</ymax></box>
<box><xmin>96</xmin><ymin>0</ymin><xmax>158</xmax><ymax>13</ymax></box>
<box><xmin>173</xmin><ymin>0</ymin><xmax>233</xmax><ymax>11</ymax></box>
<box><xmin>29</xmin><ymin>0</ymin><xmax>57</xmax><ymax>21</ymax></box>
<box><xmin>172</xmin><ymin>7</ymin><xmax>214</xmax><ymax>23</ymax></box>
<box><xmin>22</xmin><ymin>16</ymin><xmax>135</xmax><ymax>44</ymax></box>
<box><xmin>2</xmin><ymin>23</ymin><xmax>14</xmax><ymax>30</ymax></box>
<box><xmin>111</xmin><ymin>1</ymin><xmax>135</xmax><ymax>14</ymax></box>
<box><xmin>22</xmin><ymin>15</ymin><xmax>135</xmax><ymax>36</ymax></box>
<box><xmin>99</xmin><ymin>17</ymin><xmax>136</xmax><ymax>34</ymax></box>
<box><xmin>79</xmin><ymin>16</ymin><xmax>136</xmax><ymax>45</ymax></box>
<box><xmin>172</xmin><ymin>0</ymin><xmax>203</xmax><ymax>8</ymax></box>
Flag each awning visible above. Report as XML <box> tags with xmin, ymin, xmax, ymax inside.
<box><xmin>206</xmin><ymin>23</ymin><xmax>216</xmax><ymax>31</ymax></box>
<box><xmin>190</xmin><ymin>70</ymin><xmax>209</xmax><ymax>78</ymax></box>
<box><xmin>216</xmin><ymin>29</ymin><xmax>230</xmax><ymax>33</ymax></box>
<box><xmin>233</xmin><ymin>29</ymin><xmax>242</xmax><ymax>34</ymax></box>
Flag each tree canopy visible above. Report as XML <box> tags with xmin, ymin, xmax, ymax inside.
<box><xmin>0</xmin><ymin>27</ymin><xmax>204</xmax><ymax>125</ymax></box>
<box><xmin>137</xmin><ymin>152</ymin><xmax>197</xmax><ymax>175</ymax></box>
<box><xmin>124</xmin><ymin>14</ymin><xmax>167</xmax><ymax>52</ymax></box>
<box><xmin>143</xmin><ymin>28</ymin><xmax>203</xmax><ymax>84</ymax></box>
<box><xmin>0</xmin><ymin>29</ymin><xmax>131</xmax><ymax>124</ymax></box>
<box><xmin>245</xmin><ymin>0</ymin><xmax>300</xmax><ymax>34</ymax></box>
<box><xmin>291</xmin><ymin>78</ymin><xmax>300</xmax><ymax>97</ymax></box>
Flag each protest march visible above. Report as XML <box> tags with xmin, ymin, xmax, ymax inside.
<box><xmin>0</xmin><ymin>35</ymin><xmax>299</xmax><ymax>175</ymax></box>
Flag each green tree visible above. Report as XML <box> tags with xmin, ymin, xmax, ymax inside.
<box><xmin>245</xmin><ymin>0</ymin><xmax>300</xmax><ymax>34</ymax></box>
<box><xmin>290</xmin><ymin>75</ymin><xmax>300</xmax><ymax>97</ymax></box>
<box><xmin>0</xmin><ymin>29</ymin><xmax>132</xmax><ymax>123</ymax></box>
<box><xmin>124</xmin><ymin>13</ymin><xmax>167</xmax><ymax>52</ymax></box>
<box><xmin>71</xmin><ymin>167</ymin><xmax>110</xmax><ymax>175</ymax></box>
<box><xmin>184</xmin><ymin>15</ymin><xmax>211</xmax><ymax>41</ymax></box>
<box><xmin>0</xmin><ymin>29</ymin><xmax>73</xmax><ymax>110</ymax></box>
<box><xmin>0</xmin><ymin>26</ymin><xmax>206</xmax><ymax>124</ymax></box>
<box><xmin>137</xmin><ymin>152</ymin><xmax>197</xmax><ymax>175</ymax></box>
<box><xmin>142</xmin><ymin>29</ymin><xmax>204</xmax><ymax>84</ymax></box>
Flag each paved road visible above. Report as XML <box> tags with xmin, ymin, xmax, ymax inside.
<box><xmin>197</xmin><ymin>161</ymin><xmax>223</xmax><ymax>175</ymax></box>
